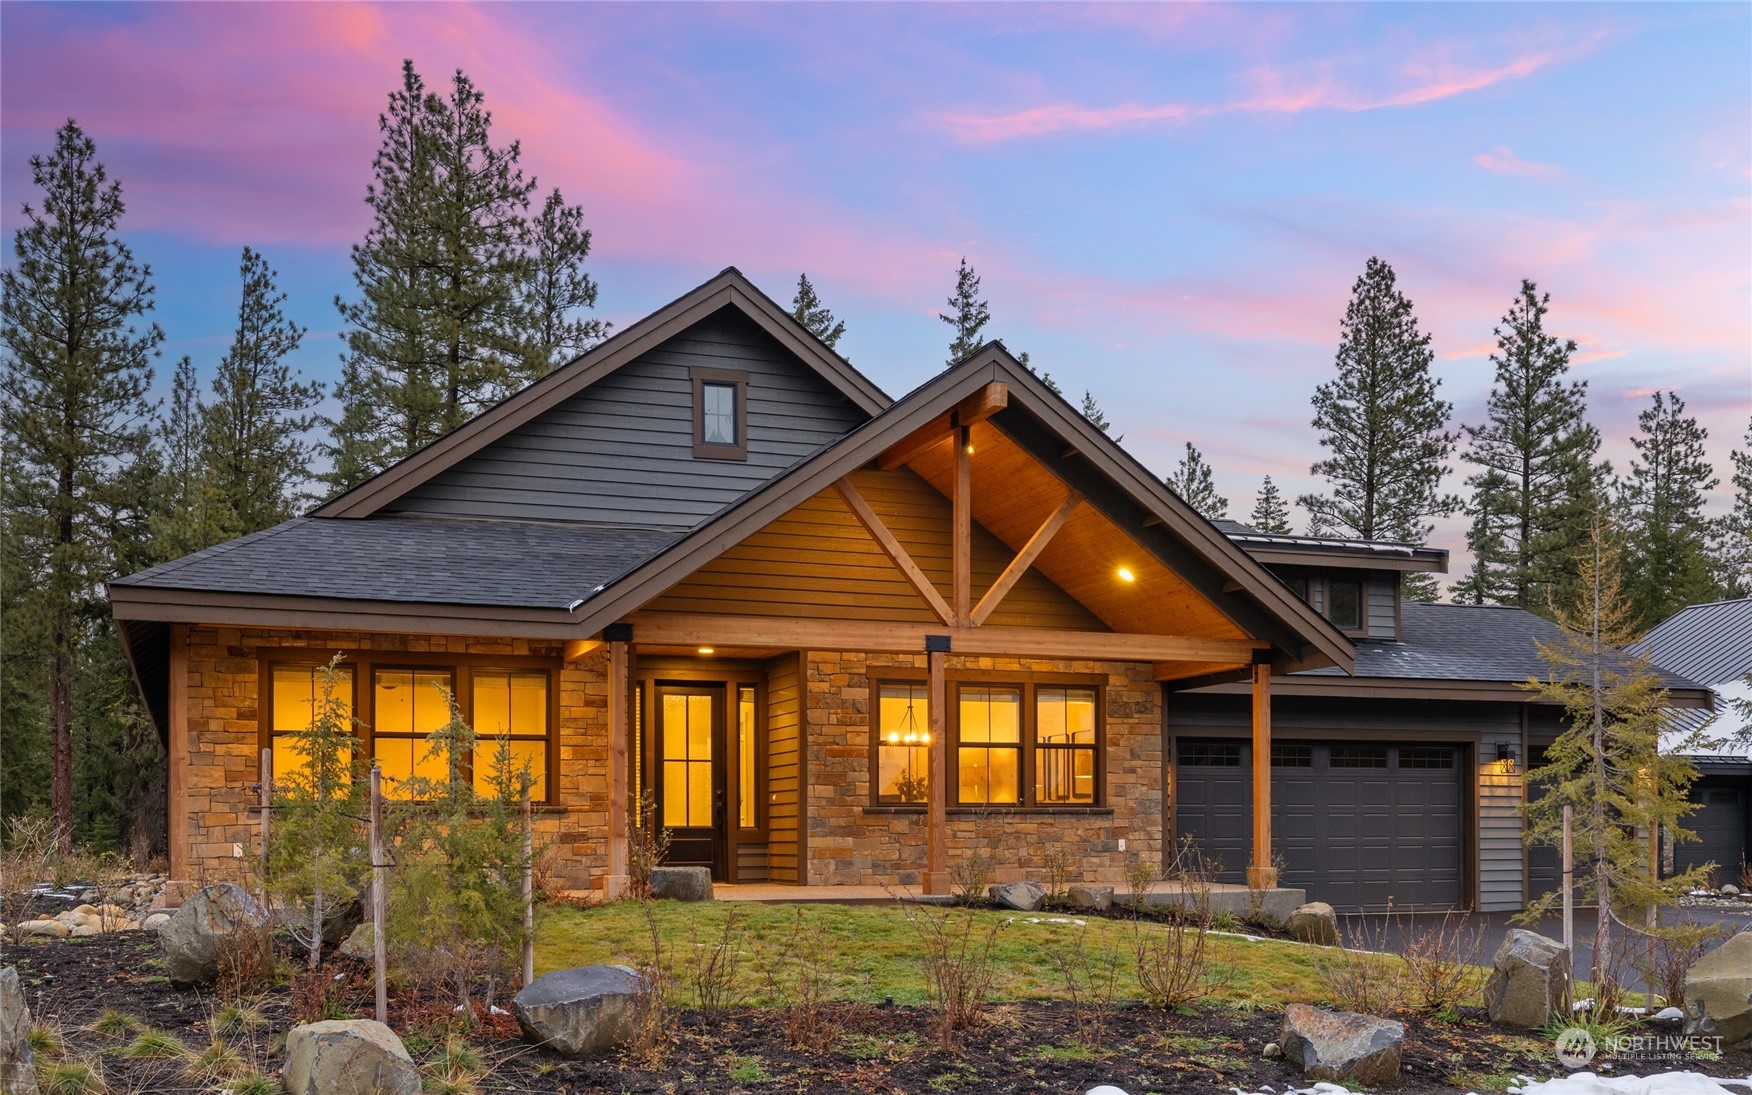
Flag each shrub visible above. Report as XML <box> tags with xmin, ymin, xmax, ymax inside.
<box><xmin>760</xmin><ymin>907</ymin><xmax>866</xmax><ymax>1054</ymax></box>
<box><xmin>1632</xmin><ymin>919</ymin><xmax>1727</xmax><ymax>1010</ymax></box>
<box><xmin>627</xmin><ymin>901</ymin><xmax>671</xmax><ymax>1065</ymax></box>
<box><xmin>1311</xmin><ymin>915</ymin><xmax>1405</xmax><ymax>1015</ymax></box>
<box><xmin>1047</xmin><ymin>924</ymin><xmax>1121</xmax><ymax>1049</ymax></box>
<box><xmin>1399</xmin><ymin>910</ymin><xmax>1484</xmax><ymax>1016</ymax></box>
<box><xmin>626</xmin><ymin>791</ymin><xmax>670</xmax><ymax>902</ymax></box>
<box><xmin>1041</xmin><ymin>847</ymin><xmax>1069</xmax><ymax>908</ymax></box>
<box><xmin>901</xmin><ymin>903</ymin><xmax>1001</xmax><ymax>1046</ymax></box>
<box><xmin>688</xmin><ymin>905</ymin><xmax>746</xmax><ymax>1016</ymax></box>
<box><xmin>949</xmin><ymin>850</ymin><xmax>993</xmax><ymax>907</ymax></box>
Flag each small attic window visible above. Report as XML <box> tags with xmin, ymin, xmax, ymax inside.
<box><xmin>691</xmin><ymin>366</ymin><xmax>748</xmax><ymax>460</ymax></box>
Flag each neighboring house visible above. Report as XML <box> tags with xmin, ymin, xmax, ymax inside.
<box><xmin>1633</xmin><ymin>597</ymin><xmax>1752</xmax><ymax>884</ymax></box>
<box><xmin>111</xmin><ymin>268</ymin><xmax>1348</xmax><ymax>901</ymax></box>
<box><xmin>108</xmin><ymin>268</ymin><xmax>1712</xmax><ymax>911</ymax></box>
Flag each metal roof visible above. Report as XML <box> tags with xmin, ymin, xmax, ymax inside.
<box><xmin>110</xmin><ymin>516</ymin><xmax>679</xmax><ymax>610</ymax></box>
<box><xmin>1632</xmin><ymin>598</ymin><xmax>1752</xmax><ymax>762</ymax></box>
<box><xmin>1214</xmin><ymin>519</ymin><xmax>1448</xmax><ymax>566</ymax></box>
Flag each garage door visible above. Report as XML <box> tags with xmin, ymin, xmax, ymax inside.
<box><xmin>1175</xmin><ymin>739</ymin><xmax>1465</xmax><ymax>911</ymax></box>
<box><xmin>1674</xmin><ymin>780</ymin><xmax>1749</xmax><ymax>882</ymax></box>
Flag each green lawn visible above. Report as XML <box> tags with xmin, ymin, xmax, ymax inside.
<box><xmin>536</xmin><ymin>900</ymin><xmax>1339</xmax><ymax>1008</ymax></box>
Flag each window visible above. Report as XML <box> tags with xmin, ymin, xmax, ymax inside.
<box><xmin>661</xmin><ymin>691</ymin><xmax>714</xmax><ymax>828</ymax></box>
<box><xmin>471</xmin><ymin>669</ymin><xmax>549</xmax><ymax>800</ymax></box>
<box><xmin>373</xmin><ymin>668</ymin><xmax>454</xmax><ymax>797</ymax></box>
<box><xmin>691</xmin><ymin>366</ymin><xmax>748</xmax><ymax>460</ymax></box>
<box><xmin>958</xmin><ymin>686</ymin><xmax>1021</xmax><ymax>805</ymax></box>
<box><xmin>1330</xmin><ymin>745</ymin><xmax>1388</xmax><ymax>769</ymax></box>
<box><xmin>1283</xmin><ymin>575</ymin><xmax>1309</xmax><ymax>601</ymax></box>
<box><xmin>738</xmin><ymin>684</ymin><xmax>758</xmax><ymax>828</ymax></box>
<box><xmin>1035</xmin><ymin>687</ymin><xmax>1096</xmax><ymax>804</ymax></box>
<box><xmin>876</xmin><ymin>683</ymin><xmax>930</xmax><ymax>803</ymax></box>
<box><xmin>1326</xmin><ymin>579</ymin><xmax>1362</xmax><ymax>630</ymax></box>
<box><xmin>268</xmin><ymin>664</ymin><xmax>354</xmax><ymax>790</ymax></box>
<box><xmin>1271</xmin><ymin>744</ymin><xmax>1313</xmax><ymax>768</ymax></box>
<box><xmin>1398</xmin><ymin>746</ymin><xmax>1454</xmax><ymax>770</ymax></box>
<box><xmin>1178</xmin><ymin>741</ymin><xmax>1242</xmax><ymax>767</ymax></box>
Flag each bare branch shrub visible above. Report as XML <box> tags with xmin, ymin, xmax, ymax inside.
<box><xmin>1631</xmin><ymin>918</ymin><xmax>1727</xmax><ymax>1010</ymax></box>
<box><xmin>949</xmin><ymin>850</ymin><xmax>993</xmax><ymax>907</ymax></box>
<box><xmin>1041</xmin><ymin>847</ymin><xmax>1069</xmax><ymax>908</ymax></box>
<box><xmin>1399</xmin><ymin>910</ymin><xmax>1484</xmax><ymax>1015</ymax></box>
<box><xmin>687</xmin><ymin>906</ymin><xmax>746</xmax><ymax>1016</ymax></box>
<box><xmin>1131</xmin><ymin>869</ymin><xmax>1231</xmax><ymax>1009</ymax></box>
<box><xmin>1312</xmin><ymin>914</ymin><xmax>1405</xmax><ymax>1014</ymax></box>
<box><xmin>626</xmin><ymin>901</ymin><xmax>670</xmax><ymax>1066</ymax></box>
<box><xmin>1125</xmin><ymin>851</ymin><xmax>1157</xmax><ymax>914</ymax></box>
<box><xmin>759</xmin><ymin>907</ymin><xmax>864</xmax><ymax>1053</ymax></box>
<box><xmin>626</xmin><ymin>791</ymin><xmax>670</xmax><ymax>902</ymax></box>
<box><xmin>1048</xmin><ymin>924</ymin><xmax>1121</xmax><ymax>1048</ymax></box>
<box><xmin>901</xmin><ymin>902</ymin><xmax>1002</xmax><ymax>1046</ymax></box>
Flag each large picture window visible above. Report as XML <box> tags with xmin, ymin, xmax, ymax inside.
<box><xmin>1034</xmin><ymin>687</ymin><xmax>1097</xmax><ymax>804</ymax></box>
<box><xmin>876</xmin><ymin>683</ymin><xmax>930</xmax><ymax>803</ymax></box>
<box><xmin>373</xmin><ymin>668</ymin><xmax>454</xmax><ymax>797</ymax></box>
<box><xmin>268</xmin><ymin>663</ymin><xmax>354</xmax><ymax>789</ymax></box>
<box><xmin>957</xmin><ymin>686</ymin><xmax>1022</xmax><ymax>805</ymax></box>
<box><xmin>471</xmin><ymin>669</ymin><xmax>549</xmax><ymax>800</ymax></box>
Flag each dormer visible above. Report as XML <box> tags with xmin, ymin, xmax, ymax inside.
<box><xmin>1213</xmin><ymin>521</ymin><xmax>1449</xmax><ymax>642</ymax></box>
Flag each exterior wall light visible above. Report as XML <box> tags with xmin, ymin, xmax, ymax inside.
<box><xmin>1495</xmin><ymin>741</ymin><xmax>1518</xmax><ymax>769</ymax></box>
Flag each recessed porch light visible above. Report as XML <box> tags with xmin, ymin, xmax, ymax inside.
<box><xmin>1117</xmin><ymin>567</ymin><xmax>1136</xmax><ymax>583</ymax></box>
<box><xmin>697</xmin><ymin>647</ymin><xmax>715</xmax><ymax>655</ymax></box>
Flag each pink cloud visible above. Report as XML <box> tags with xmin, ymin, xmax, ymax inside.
<box><xmin>1473</xmin><ymin>145</ymin><xmax>1567</xmax><ymax>183</ymax></box>
<box><xmin>938</xmin><ymin>35</ymin><xmax>1597</xmax><ymax>143</ymax></box>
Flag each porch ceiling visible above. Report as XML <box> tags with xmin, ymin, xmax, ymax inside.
<box><xmin>903</xmin><ymin>419</ymin><xmax>1247</xmax><ymax>642</ymax></box>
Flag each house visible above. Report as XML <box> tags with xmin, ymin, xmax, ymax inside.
<box><xmin>1633</xmin><ymin>597</ymin><xmax>1752</xmax><ymax>884</ymax></box>
<box><xmin>108</xmin><ymin>268</ymin><xmax>1711</xmax><ymax>911</ymax></box>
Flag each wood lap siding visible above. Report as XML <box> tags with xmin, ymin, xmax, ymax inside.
<box><xmin>766</xmin><ymin>655</ymin><xmax>802</xmax><ymax>883</ymax></box>
<box><xmin>389</xmin><ymin>309</ymin><xmax>869</xmax><ymax>527</ymax></box>
<box><xmin>645</xmin><ymin>468</ymin><xmax>1106</xmax><ymax>630</ymax></box>
<box><xmin>1477</xmin><ymin>760</ymin><xmax>1525</xmax><ymax>912</ymax></box>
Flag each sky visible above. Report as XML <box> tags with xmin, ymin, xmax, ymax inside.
<box><xmin>2</xmin><ymin>2</ymin><xmax>1748</xmax><ymax>582</ymax></box>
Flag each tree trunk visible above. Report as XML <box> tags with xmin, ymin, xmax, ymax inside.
<box><xmin>49</xmin><ymin>636</ymin><xmax>73</xmax><ymax>854</ymax></box>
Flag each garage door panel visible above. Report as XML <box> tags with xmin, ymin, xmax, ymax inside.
<box><xmin>1176</xmin><ymin>739</ymin><xmax>1465</xmax><ymax>911</ymax></box>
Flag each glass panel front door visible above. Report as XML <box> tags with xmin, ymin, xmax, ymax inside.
<box><xmin>656</xmin><ymin>684</ymin><xmax>724</xmax><ymax>878</ymax></box>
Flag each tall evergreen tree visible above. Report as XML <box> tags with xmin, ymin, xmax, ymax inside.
<box><xmin>202</xmin><ymin>247</ymin><xmax>323</xmax><ymax>539</ymax></box>
<box><xmin>1016</xmin><ymin>350</ymin><xmax>1062</xmax><ymax>396</ymax></box>
<box><xmin>0</xmin><ymin>121</ymin><xmax>161</xmax><ymax>848</ymax></box>
<box><xmin>1711</xmin><ymin>417</ymin><xmax>1752</xmax><ymax>598</ymax></box>
<box><xmin>1249</xmin><ymin>476</ymin><xmax>1292</xmax><ymax>534</ymax></box>
<box><xmin>1166</xmin><ymin>442</ymin><xmax>1229</xmax><ymax>520</ymax></box>
<box><xmin>790</xmin><ymin>273</ymin><xmax>846</xmax><ymax>352</ymax></box>
<box><xmin>1619</xmin><ymin>391</ymin><xmax>1718</xmax><ymax>627</ymax></box>
<box><xmin>329</xmin><ymin>61</ymin><xmax>538</xmax><ymax>489</ymax></box>
<box><xmin>1298</xmin><ymin>257</ymin><xmax>1458</xmax><ymax>600</ymax></box>
<box><xmin>149</xmin><ymin>356</ymin><xmax>218</xmax><ymax>560</ymax></box>
<box><xmin>939</xmin><ymin>257</ymin><xmax>990</xmax><ymax>366</ymax></box>
<box><xmin>524</xmin><ymin>187</ymin><xmax>605</xmax><ymax>375</ymax></box>
<box><xmin>1080</xmin><ymin>390</ymin><xmax>1114</xmax><ymax>435</ymax></box>
<box><xmin>1456</xmin><ymin>281</ymin><xmax>1603</xmax><ymax>615</ymax></box>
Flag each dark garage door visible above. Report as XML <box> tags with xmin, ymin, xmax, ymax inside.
<box><xmin>1674</xmin><ymin>780</ymin><xmax>1749</xmax><ymax>882</ymax></box>
<box><xmin>1176</xmin><ymin>740</ymin><xmax>1465</xmax><ymax>911</ymax></box>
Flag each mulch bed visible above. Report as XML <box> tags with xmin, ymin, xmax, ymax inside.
<box><xmin>6</xmin><ymin>931</ymin><xmax>1749</xmax><ymax>1093</ymax></box>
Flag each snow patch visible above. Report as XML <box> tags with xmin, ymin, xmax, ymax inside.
<box><xmin>1509</xmin><ymin>1073</ymin><xmax>1752</xmax><ymax>1094</ymax></box>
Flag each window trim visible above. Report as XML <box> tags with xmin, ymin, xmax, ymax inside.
<box><xmin>690</xmin><ymin>366</ymin><xmax>749</xmax><ymax>461</ymax></box>
<box><xmin>866</xmin><ymin>671</ymin><xmax>1105</xmax><ymax>809</ymax></box>
<box><xmin>1324</xmin><ymin>577</ymin><xmax>1365</xmax><ymax>633</ymax></box>
<box><xmin>873</xmin><ymin>680</ymin><xmax>933</xmax><ymax>806</ymax></box>
<box><xmin>259</xmin><ymin>650</ymin><xmax>560</xmax><ymax>805</ymax></box>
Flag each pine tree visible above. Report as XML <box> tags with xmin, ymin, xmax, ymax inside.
<box><xmin>1458</xmin><ymin>281</ymin><xmax>1604</xmax><ymax>615</ymax></box>
<box><xmin>329</xmin><ymin>61</ymin><xmax>538</xmax><ymax>490</ymax></box>
<box><xmin>1711</xmin><ymin>417</ymin><xmax>1752</xmax><ymax>598</ymax></box>
<box><xmin>1016</xmin><ymin>350</ymin><xmax>1062</xmax><ymax>395</ymax></box>
<box><xmin>149</xmin><ymin>356</ymin><xmax>219</xmax><ymax>559</ymax></box>
<box><xmin>524</xmin><ymin>187</ymin><xmax>605</xmax><ymax>375</ymax></box>
<box><xmin>791</xmin><ymin>273</ymin><xmax>846</xmax><ymax>352</ymax></box>
<box><xmin>1298</xmin><ymin>258</ymin><xmax>1458</xmax><ymax>592</ymax></box>
<box><xmin>1166</xmin><ymin>442</ymin><xmax>1229</xmax><ymax>520</ymax></box>
<box><xmin>1619</xmin><ymin>392</ymin><xmax>1717</xmax><ymax>628</ymax></box>
<box><xmin>1522</xmin><ymin>514</ymin><xmax>1709</xmax><ymax>994</ymax></box>
<box><xmin>939</xmin><ymin>257</ymin><xmax>990</xmax><ymax>366</ymax></box>
<box><xmin>0</xmin><ymin>121</ymin><xmax>161</xmax><ymax>849</ymax></box>
<box><xmin>1249</xmin><ymin>476</ymin><xmax>1292</xmax><ymax>534</ymax></box>
<box><xmin>1080</xmin><ymin>391</ymin><xmax>1114</xmax><ymax>435</ymax></box>
<box><xmin>202</xmin><ymin>247</ymin><xmax>322</xmax><ymax>540</ymax></box>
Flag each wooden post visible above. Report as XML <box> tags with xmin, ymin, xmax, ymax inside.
<box><xmin>924</xmin><ymin>647</ymin><xmax>949</xmax><ymax>895</ymax></box>
<box><xmin>522</xmin><ymin>788</ymin><xmax>535</xmax><ymax>989</ymax></box>
<box><xmin>605</xmin><ymin>640</ymin><xmax>630</xmax><ymax>900</ymax></box>
<box><xmin>370</xmin><ymin>765</ymin><xmax>387</xmax><ymax>1025</ymax></box>
<box><xmin>1561</xmin><ymin>804</ymin><xmax>1574</xmax><ymax>957</ymax></box>
<box><xmin>167</xmin><ymin>625</ymin><xmax>189</xmax><ymax>881</ymax></box>
<box><xmin>1246</xmin><ymin>663</ymin><xmax>1277</xmax><ymax>890</ymax></box>
<box><xmin>952</xmin><ymin>425</ymin><xmax>971</xmax><ymax>626</ymax></box>
<box><xmin>258</xmin><ymin>748</ymin><xmax>271</xmax><ymax>903</ymax></box>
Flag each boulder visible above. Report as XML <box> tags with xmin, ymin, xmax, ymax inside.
<box><xmin>14</xmin><ymin>920</ymin><xmax>68</xmax><ymax>940</ymax></box>
<box><xmin>338</xmin><ymin>922</ymin><xmax>375</xmax><ymax>961</ymax></box>
<box><xmin>1721</xmin><ymin>884</ymin><xmax>1742</xmax><ymax>897</ymax></box>
<box><xmin>1483</xmin><ymin>928</ymin><xmax>1570</xmax><ymax>1029</ymax></box>
<box><xmin>513</xmin><ymin>965</ymin><xmax>648</xmax><ymax>1056</ymax></box>
<box><xmin>989</xmin><ymin>881</ymin><xmax>1046</xmax><ymax>912</ymax></box>
<box><xmin>1278</xmin><ymin>1002</ymin><xmax>1404</xmax><ymax>1086</ymax></box>
<box><xmin>0</xmin><ymin>967</ymin><xmax>40</xmax><ymax>1095</ymax></box>
<box><xmin>648</xmin><ymin>866</ymin><xmax>713</xmax><ymax>902</ymax></box>
<box><xmin>1286</xmin><ymin>901</ymin><xmax>1339</xmax><ymax>946</ymax></box>
<box><xmin>1683</xmin><ymin>929</ymin><xmax>1752</xmax><ymax>1049</ymax></box>
<box><xmin>160</xmin><ymin>883</ymin><xmax>272</xmax><ymax>986</ymax></box>
<box><xmin>1067</xmin><ymin>886</ymin><xmax>1114</xmax><ymax>913</ymax></box>
<box><xmin>273</xmin><ymin>896</ymin><xmax>364</xmax><ymax>947</ymax></box>
<box><xmin>281</xmin><ymin>1019</ymin><xmax>420</xmax><ymax>1095</ymax></box>
<box><xmin>150</xmin><ymin>880</ymin><xmax>192</xmax><ymax>911</ymax></box>
<box><xmin>143</xmin><ymin>913</ymin><xmax>170</xmax><ymax>931</ymax></box>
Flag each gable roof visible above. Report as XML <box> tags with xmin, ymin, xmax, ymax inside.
<box><xmin>1632</xmin><ymin>597</ymin><xmax>1752</xmax><ymax>689</ymax></box>
<box><xmin>315</xmin><ymin>267</ymin><xmax>890</xmax><ymax>520</ymax></box>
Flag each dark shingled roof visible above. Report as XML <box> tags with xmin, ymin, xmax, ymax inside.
<box><xmin>110</xmin><ymin>516</ymin><xmax>680</xmax><ymax>610</ymax></box>
<box><xmin>1301</xmin><ymin>601</ymin><xmax>1705</xmax><ymax>690</ymax></box>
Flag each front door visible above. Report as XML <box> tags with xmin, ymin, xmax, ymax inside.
<box><xmin>656</xmin><ymin>683</ymin><xmax>726</xmax><ymax>879</ymax></box>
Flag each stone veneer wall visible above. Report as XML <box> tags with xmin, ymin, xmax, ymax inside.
<box><xmin>803</xmin><ymin>652</ymin><xmax>1161</xmax><ymax>887</ymax></box>
<box><xmin>179</xmin><ymin>626</ymin><xmax>610</xmax><ymax>887</ymax></box>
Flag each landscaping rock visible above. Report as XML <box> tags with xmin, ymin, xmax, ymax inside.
<box><xmin>513</xmin><ymin>965</ymin><xmax>648</xmax><ymax>1056</ymax></box>
<box><xmin>0</xmin><ymin>967</ymin><xmax>40</xmax><ymax>1095</ymax></box>
<box><xmin>1278</xmin><ymin>1002</ymin><xmax>1403</xmax><ymax>1086</ymax></box>
<box><xmin>1683</xmin><ymin>928</ymin><xmax>1752</xmax><ymax>1049</ymax></box>
<box><xmin>273</xmin><ymin>896</ymin><xmax>364</xmax><ymax>947</ymax></box>
<box><xmin>1721</xmin><ymin>883</ymin><xmax>1741</xmax><ymax>897</ymax></box>
<box><xmin>989</xmin><ymin>880</ymin><xmax>1046</xmax><ymax>912</ymax></box>
<box><xmin>1067</xmin><ymin>886</ymin><xmax>1114</xmax><ymax>913</ymax></box>
<box><xmin>1286</xmin><ymin>901</ymin><xmax>1339</xmax><ymax>946</ymax></box>
<box><xmin>648</xmin><ymin>866</ymin><xmax>713</xmax><ymax>902</ymax></box>
<box><xmin>1483</xmin><ymin>928</ymin><xmax>1570</xmax><ymax>1029</ymax></box>
<box><xmin>143</xmin><ymin>913</ymin><xmax>170</xmax><ymax>931</ymax></box>
<box><xmin>160</xmin><ymin>882</ymin><xmax>272</xmax><ymax>986</ymax></box>
<box><xmin>14</xmin><ymin>920</ymin><xmax>68</xmax><ymax>940</ymax></box>
<box><xmin>281</xmin><ymin>1018</ymin><xmax>420</xmax><ymax>1095</ymax></box>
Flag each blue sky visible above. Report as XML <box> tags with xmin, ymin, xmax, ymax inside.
<box><xmin>3</xmin><ymin>2</ymin><xmax>1748</xmax><ymax>572</ymax></box>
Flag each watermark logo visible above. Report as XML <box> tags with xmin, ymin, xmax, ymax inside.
<box><xmin>1554</xmin><ymin>1027</ymin><xmax>1597</xmax><ymax>1069</ymax></box>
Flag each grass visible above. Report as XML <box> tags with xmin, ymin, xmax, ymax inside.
<box><xmin>724</xmin><ymin>1052</ymin><xmax>773</xmax><ymax>1084</ymax></box>
<box><xmin>86</xmin><ymin>1010</ymin><xmax>143</xmax><ymax>1038</ymax></box>
<box><xmin>120</xmin><ymin>1029</ymin><xmax>190</xmax><ymax>1060</ymax></box>
<box><xmin>212</xmin><ymin>1002</ymin><xmax>267</xmax><ymax>1034</ymax></box>
<box><xmin>38</xmin><ymin>1058</ymin><xmax>106</xmax><ymax>1095</ymax></box>
<box><xmin>538</xmin><ymin>901</ymin><xmax>1341</xmax><ymax>1008</ymax></box>
<box><xmin>224</xmin><ymin>1072</ymin><xmax>279</xmax><ymax>1095</ymax></box>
